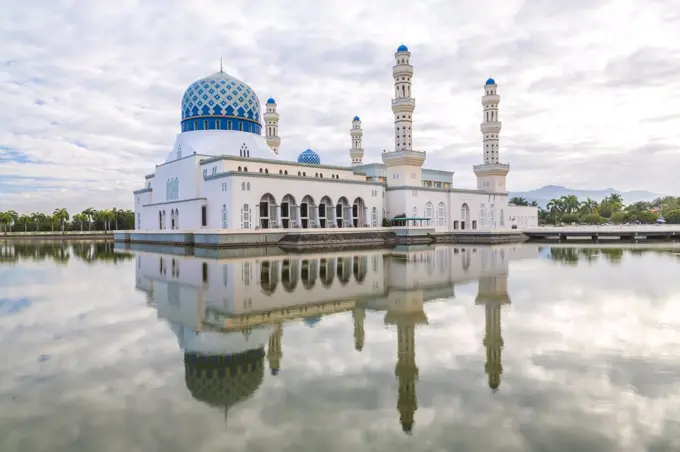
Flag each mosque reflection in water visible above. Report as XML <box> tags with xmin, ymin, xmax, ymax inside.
<box><xmin>131</xmin><ymin>244</ymin><xmax>538</xmax><ymax>434</ymax></box>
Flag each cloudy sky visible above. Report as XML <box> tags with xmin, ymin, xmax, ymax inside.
<box><xmin>1</xmin><ymin>0</ymin><xmax>679</xmax><ymax>214</ymax></box>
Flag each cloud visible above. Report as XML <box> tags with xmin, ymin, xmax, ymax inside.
<box><xmin>1</xmin><ymin>0</ymin><xmax>679</xmax><ymax>214</ymax></box>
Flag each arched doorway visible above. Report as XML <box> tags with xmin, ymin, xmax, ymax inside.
<box><xmin>280</xmin><ymin>194</ymin><xmax>297</xmax><ymax>228</ymax></box>
<box><xmin>259</xmin><ymin>193</ymin><xmax>277</xmax><ymax>229</ymax></box>
<box><xmin>336</xmin><ymin>197</ymin><xmax>350</xmax><ymax>228</ymax></box>
<box><xmin>300</xmin><ymin>195</ymin><xmax>315</xmax><ymax>228</ymax></box>
<box><xmin>461</xmin><ymin>203</ymin><xmax>470</xmax><ymax>230</ymax></box>
<box><xmin>353</xmin><ymin>256</ymin><xmax>367</xmax><ymax>283</ymax></box>
<box><xmin>352</xmin><ymin>197</ymin><xmax>366</xmax><ymax>227</ymax></box>
<box><xmin>319</xmin><ymin>196</ymin><xmax>333</xmax><ymax>228</ymax></box>
<box><xmin>336</xmin><ymin>256</ymin><xmax>351</xmax><ymax>285</ymax></box>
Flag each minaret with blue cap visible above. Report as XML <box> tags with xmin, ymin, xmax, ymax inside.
<box><xmin>473</xmin><ymin>78</ymin><xmax>510</xmax><ymax>194</ymax></box>
<box><xmin>392</xmin><ymin>44</ymin><xmax>415</xmax><ymax>151</ymax></box>
<box><xmin>349</xmin><ymin>115</ymin><xmax>364</xmax><ymax>166</ymax></box>
<box><xmin>264</xmin><ymin>97</ymin><xmax>280</xmax><ymax>154</ymax></box>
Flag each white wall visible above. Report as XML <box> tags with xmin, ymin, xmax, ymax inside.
<box><xmin>506</xmin><ymin>205</ymin><xmax>539</xmax><ymax>228</ymax></box>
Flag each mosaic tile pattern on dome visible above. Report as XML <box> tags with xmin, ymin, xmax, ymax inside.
<box><xmin>297</xmin><ymin>149</ymin><xmax>321</xmax><ymax>165</ymax></box>
<box><xmin>181</xmin><ymin>72</ymin><xmax>261</xmax><ymax>124</ymax></box>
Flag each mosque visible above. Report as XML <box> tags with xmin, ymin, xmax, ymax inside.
<box><xmin>133</xmin><ymin>45</ymin><xmax>538</xmax><ymax>232</ymax></box>
<box><xmin>133</xmin><ymin>244</ymin><xmax>540</xmax><ymax>433</ymax></box>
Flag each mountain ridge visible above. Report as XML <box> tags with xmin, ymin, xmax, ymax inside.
<box><xmin>509</xmin><ymin>185</ymin><xmax>666</xmax><ymax>206</ymax></box>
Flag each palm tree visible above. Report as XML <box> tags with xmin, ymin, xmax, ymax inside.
<box><xmin>82</xmin><ymin>208</ymin><xmax>97</xmax><ymax>231</ymax></box>
<box><xmin>579</xmin><ymin>197</ymin><xmax>599</xmax><ymax>216</ymax></box>
<box><xmin>509</xmin><ymin>196</ymin><xmax>528</xmax><ymax>206</ymax></box>
<box><xmin>5</xmin><ymin>210</ymin><xmax>18</xmax><ymax>232</ymax></box>
<box><xmin>0</xmin><ymin>212</ymin><xmax>8</xmax><ymax>234</ymax></box>
<box><xmin>18</xmin><ymin>214</ymin><xmax>31</xmax><ymax>232</ymax></box>
<box><xmin>546</xmin><ymin>198</ymin><xmax>564</xmax><ymax>224</ymax></box>
<box><xmin>98</xmin><ymin>209</ymin><xmax>115</xmax><ymax>232</ymax></box>
<box><xmin>72</xmin><ymin>213</ymin><xmax>87</xmax><ymax>231</ymax></box>
<box><xmin>53</xmin><ymin>208</ymin><xmax>69</xmax><ymax>233</ymax></box>
<box><xmin>560</xmin><ymin>195</ymin><xmax>581</xmax><ymax>214</ymax></box>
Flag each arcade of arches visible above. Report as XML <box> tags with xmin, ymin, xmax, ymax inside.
<box><xmin>252</xmin><ymin>193</ymin><xmax>370</xmax><ymax>229</ymax></box>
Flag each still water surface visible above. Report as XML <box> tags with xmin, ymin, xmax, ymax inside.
<box><xmin>1</xmin><ymin>241</ymin><xmax>680</xmax><ymax>451</ymax></box>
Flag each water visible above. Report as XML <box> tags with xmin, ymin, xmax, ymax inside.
<box><xmin>1</xmin><ymin>241</ymin><xmax>680</xmax><ymax>452</ymax></box>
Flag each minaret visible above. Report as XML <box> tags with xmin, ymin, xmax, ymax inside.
<box><xmin>473</xmin><ymin>78</ymin><xmax>510</xmax><ymax>193</ymax></box>
<box><xmin>392</xmin><ymin>44</ymin><xmax>415</xmax><ymax>151</ymax></box>
<box><xmin>352</xmin><ymin>306</ymin><xmax>365</xmax><ymax>351</ymax></box>
<box><xmin>382</xmin><ymin>44</ymin><xmax>426</xmax><ymax>187</ymax></box>
<box><xmin>475</xmin><ymin>274</ymin><xmax>510</xmax><ymax>392</ymax></box>
<box><xmin>263</xmin><ymin>98</ymin><xmax>280</xmax><ymax>154</ymax></box>
<box><xmin>267</xmin><ymin>322</ymin><xmax>283</xmax><ymax>375</ymax></box>
<box><xmin>349</xmin><ymin>116</ymin><xmax>364</xmax><ymax>166</ymax></box>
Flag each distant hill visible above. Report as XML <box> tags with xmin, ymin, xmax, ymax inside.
<box><xmin>509</xmin><ymin>185</ymin><xmax>665</xmax><ymax>207</ymax></box>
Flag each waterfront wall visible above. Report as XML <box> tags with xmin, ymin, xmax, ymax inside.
<box><xmin>113</xmin><ymin>227</ymin><xmax>528</xmax><ymax>250</ymax></box>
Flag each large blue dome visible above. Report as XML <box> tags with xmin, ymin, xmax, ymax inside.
<box><xmin>485</xmin><ymin>78</ymin><xmax>496</xmax><ymax>85</ymax></box>
<box><xmin>397</xmin><ymin>44</ymin><xmax>409</xmax><ymax>52</ymax></box>
<box><xmin>181</xmin><ymin>70</ymin><xmax>262</xmax><ymax>135</ymax></box>
<box><xmin>297</xmin><ymin>149</ymin><xmax>320</xmax><ymax>165</ymax></box>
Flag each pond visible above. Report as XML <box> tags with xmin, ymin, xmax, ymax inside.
<box><xmin>1</xmin><ymin>241</ymin><xmax>679</xmax><ymax>451</ymax></box>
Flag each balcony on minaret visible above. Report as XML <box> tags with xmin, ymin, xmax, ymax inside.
<box><xmin>480</xmin><ymin>121</ymin><xmax>502</xmax><ymax>133</ymax></box>
<box><xmin>393</xmin><ymin>63</ymin><xmax>413</xmax><ymax>76</ymax></box>
<box><xmin>482</xmin><ymin>94</ymin><xmax>500</xmax><ymax>104</ymax></box>
<box><xmin>392</xmin><ymin>98</ymin><xmax>416</xmax><ymax>108</ymax></box>
<box><xmin>381</xmin><ymin>149</ymin><xmax>426</xmax><ymax>167</ymax></box>
<box><xmin>473</xmin><ymin>162</ymin><xmax>509</xmax><ymax>173</ymax></box>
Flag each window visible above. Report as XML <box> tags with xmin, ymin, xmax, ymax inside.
<box><xmin>241</xmin><ymin>182</ymin><xmax>246</xmax><ymax>191</ymax></box>
<box><xmin>371</xmin><ymin>207</ymin><xmax>377</xmax><ymax>227</ymax></box>
<box><xmin>203</xmin><ymin>120</ymin><xmax>208</xmax><ymax>130</ymax></box>
<box><xmin>247</xmin><ymin>182</ymin><xmax>250</xmax><ymax>191</ymax></box>
<box><xmin>239</xmin><ymin>123</ymin><xmax>243</xmax><ymax>131</ymax></box>
<box><xmin>500</xmin><ymin>209</ymin><xmax>505</xmax><ymax>226</ymax></box>
<box><xmin>221</xmin><ymin>204</ymin><xmax>228</xmax><ymax>229</ymax></box>
<box><xmin>201</xmin><ymin>206</ymin><xmax>207</xmax><ymax>227</ymax></box>
<box><xmin>438</xmin><ymin>202</ymin><xmax>446</xmax><ymax>227</ymax></box>
<box><xmin>241</xmin><ymin>204</ymin><xmax>251</xmax><ymax>229</ymax></box>
<box><xmin>202</xmin><ymin>262</ymin><xmax>208</xmax><ymax>283</ymax></box>
<box><xmin>216</xmin><ymin>121</ymin><xmax>220</xmax><ymax>130</ymax></box>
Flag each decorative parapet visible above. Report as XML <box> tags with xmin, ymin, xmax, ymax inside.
<box><xmin>473</xmin><ymin>163</ymin><xmax>510</xmax><ymax>174</ymax></box>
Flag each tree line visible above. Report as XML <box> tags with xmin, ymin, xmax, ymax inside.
<box><xmin>0</xmin><ymin>241</ymin><xmax>134</xmax><ymax>264</ymax></box>
<box><xmin>509</xmin><ymin>194</ymin><xmax>680</xmax><ymax>225</ymax></box>
<box><xmin>0</xmin><ymin>208</ymin><xmax>135</xmax><ymax>233</ymax></box>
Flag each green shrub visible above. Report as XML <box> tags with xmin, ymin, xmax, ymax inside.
<box><xmin>609</xmin><ymin>211</ymin><xmax>628</xmax><ymax>224</ymax></box>
<box><xmin>582</xmin><ymin>214</ymin><xmax>602</xmax><ymax>225</ymax></box>
<box><xmin>664</xmin><ymin>209</ymin><xmax>680</xmax><ymax>224</ymax></box>
<box><xmin>561</xmin><ymin>213</ymin><xmax>580</xmax><ymax>224</ymax></box>
<box><xmin>636</xmin><ymin>210</ymin><xmax>659</xmax><ymax>223</ymax></box>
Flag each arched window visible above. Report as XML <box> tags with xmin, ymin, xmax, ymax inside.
<box><xmin>500</xmin><ymin>209</ymin><xmax>505</xmax><ymax>226</ymax></box>
<box><xmin>425</xmin><ymin>202</ymin><xmax>434</xmax><ymax>222</ymax></box>
<box><xmin>241</xmin><ymin>204</ymin><xmax>251</xmax><ymax>229</ymax></box>
<box><xmin>158</xmin><ymin>211</ymin><xmax>162</xmax><ymax>229</ymax></box>
<box><xmin>171</xmin><ymin>209</ymin><xmax>175</xmax><ymax>229</ymax></box>
<box><xmin>175</xmin><ymin>209</ymin><xmax>179</xmax><ymax>229</ymax></box>
<box><xmin>489</xmin><ymin>204</ymin><xmax>495</xmax><ymax>228</ymax></box>
<box><xmin>221</xmin><ymin>204</ymin><xmax>228</xmax><ymax>229</ymax></box>
<box><xmin>437</xmin><ymin>202</ymin><xmax>446</xmax><ymax>227</ymax></box>
<box><xmin>371</xmin><ymin>207</ymin><xmax>377</xmax><ymax>227</ymax></box>
<box><xmin>480</xmin><ymin>204</ymin><xmax>487</xmax><ymax>227</ymax></box>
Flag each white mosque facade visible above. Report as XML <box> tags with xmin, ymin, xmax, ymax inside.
<box><xmin>133</xmin><ymin>45</ymin><xmax>538</xmax><ymax>232</ymax></box>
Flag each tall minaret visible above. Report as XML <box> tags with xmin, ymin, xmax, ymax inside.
<box><xmin>349</xmin><ymin>116</ymin><xmax>364</xmax><ymax>166</ymax></box>
<box><xmin>263</xmin><ymin>97</ymin><xmax>281</xmax><ymax>154</ymax></box>
<box><xmin>475</xmin><ymin>274</ymin><xmax>510</xmax><ymax>392</ymax></box>
<box><xmin>473</xmin><ymin>78</ymin><xmax>509</xmax><ymax>193</ymax></box>
<box><xmin>392</xmin><ymin>44</ymin><xmax>415</xmax><ymax>151</ymax></box>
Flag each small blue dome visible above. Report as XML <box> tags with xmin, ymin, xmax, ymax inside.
<box><xmin>267</xmin><ymin>97</ymin><xmax>276</xmax><ymax>104</ymax></box>
<box><xmin>353</xmin><ymin>115</ymin><xmax>360</xmax><ymax>121</ymax></box>
<box><xmin>485</xmin><ymin>78</ymin><xmax>496</xmax><ymax>85</ymax></box>
<box><xmin>297</xmin><ymin>148</ymin><xmax>320</xmax><ymax>165</ymax></box>
<box><xmin>397</xmin><ymin>44</ymin><xmax>409</xmax><ymax>52</ymax></box>
<box><xmin>304</xmin><ymin>316</ymin><xmax>321</xmax><ymax>327</ymax></box>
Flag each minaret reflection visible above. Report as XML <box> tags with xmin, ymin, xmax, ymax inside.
<box><xmin>353</xmin><ymin>307</ymin><xmax>366</xmax><ymax>351</ymax></box>
<box><xmin>475</xmin><ymin>273</ymin><xmax>510</xmax><ymax>392</ymax></box>
<box><xmin>267</xmin><ymin>322</ymin><xmax>283</xmax><ymax>375</ymax></box>
<box><xmin>385</xmin><ymin>291</ymin><xmax>428</xmax><ymax>435</ymax></box>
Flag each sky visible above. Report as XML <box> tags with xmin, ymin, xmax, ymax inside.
<box><xmin>1</xmin><ymin>0</ymin><xmax>679</xmax><ymax>214</ymax></box>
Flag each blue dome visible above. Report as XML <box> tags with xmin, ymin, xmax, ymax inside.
<box><xmin>353</xmin><ymin>115</ymin><xmax>360</xmax><ymax>121</ymax></box>
<box><xmin>304</xmin><ymin>316</ymin><xmax>321</xmax><ymax>327</ymax></box>
<box><xmin>297</xmin><ymin>148</ymin><xmax>321</xmax><ymax>165</ymax></box>
<box><xmin>397</xmin><ymin>44</ymin><xmax>409</xmax><ymax>52</ymax></box>
<box><xmin>485</xmin><ymin>78</ymin><xmax>496</xmax><ymax>85</ymax></box>
<box><xmin>180</xmin><ymin>70</ymin><xmax>262</xmax><ymax>134</ymax></box>
<box><xmin>267</xmin><ymin>97</ymin><xmax>276</xmax><ymax>104</ymax></box>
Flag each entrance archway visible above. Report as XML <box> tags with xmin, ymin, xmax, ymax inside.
<box><xmin>352</xmin><ymin>197</ymin><xmax>366</xmax><ymax>227</ymax></box>
<box><xmin>336</xmin><ymin>197</ymin><xmax>350</xmax><ymax>228</ymax></box>
<box><xmin>300</xmin><ymin>195</ymin><xmax>315</xmax><ymax>228</ymax></box>
<box><xmin>259</xmin><ymin>193</ymin><xmax>277</xmax><ymax>229</ymax></box>
<box><xmin>280</xmin><ymin>194</ymin><xmax>297</xmax><ymax>228</ymax></box>
<box><xmin>461</xmin><ymin>203</ymin><xmax>470</xmax><ymax>230</ymax></box>
<box><xmin>319</xmin><ymin>196</ymin><xmax>333</xmax><ymax>228</ymax></box>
